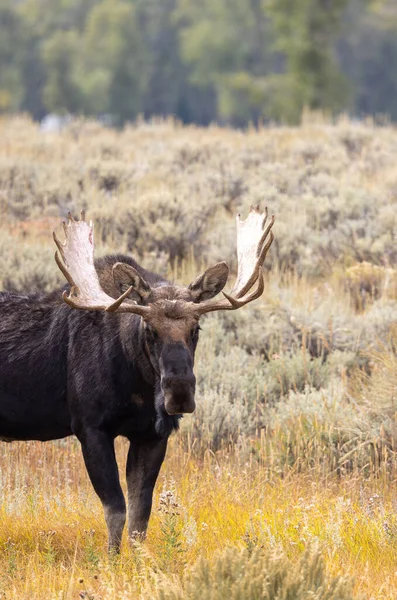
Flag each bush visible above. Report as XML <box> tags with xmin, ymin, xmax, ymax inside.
<box><xmin>154</xmin><ymin>546</ymin><xmax>358</xmax><ymax>600</ymax></box>
<box><xmin>0</xmin><ymin>230</ymin><xmax>62</xmax><ymax>293</ymax></box>
<box><xmin>341</xmin><ymin>262</ymin><xmax>397</xmax><ymax>311</ymax></box>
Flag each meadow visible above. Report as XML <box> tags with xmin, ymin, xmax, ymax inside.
<box><xmin>2</xmin><ymin>115</ymin><xmax>397</xmax><ymax>598</ymax></box>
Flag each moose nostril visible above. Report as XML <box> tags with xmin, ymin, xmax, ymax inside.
<box><xmin>168</xmin><ymin>361</ymin><xmax>193</xmax><ymax>376</ymax></box>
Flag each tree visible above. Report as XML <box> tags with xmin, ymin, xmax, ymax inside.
<box><xmin>267</xmin><ymin>0</ymin><xmax>351</xmax><ymax>122</ymax></box>
<box><xmin>42</xmin><ymin>30</ymin><xmax>83</xmax><ymax>114</ymax></box>
<box><xmin>339</xmin><ymin>0</ymin><xmax>397</xmax><ymax>121</ymax></box>
<box><xmin>0</xmin><ymin>1</ymin><xmax>27</xmax><ymax>113</ymax></box>
<box><xmin>17</xmin><ymin>0</ymin><xmax>98</xmax><ymax>119</ymax></box>
<box><xmin>176</xmin><ymin>0</ymin><xmax>274</xmax><ymax>126</ymax></box>
<box><xmin>79</xmin><ymin>0</ymin><xmax>148</xmax><ymax>123</ymax></box>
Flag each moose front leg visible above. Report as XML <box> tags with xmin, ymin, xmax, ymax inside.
<box><xmin>126</xmin><ymin>437</ymin><xmax>168</xmax><ymax>541</ymax></box>
<box><xmin>78</xmin><ymin>428</ymin><xmax>126</xmax><ymax>553</ymax></box>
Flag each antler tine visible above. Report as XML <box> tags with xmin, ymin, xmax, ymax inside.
<box><xmin>60</xmin><ymin>284</ymin><xmax>151</xmax><ymax>316</ymax></box>
<box><xmin>62</xmin><ymin>286</ymin><xmax>80</xmax><ymax>308</ymax></box>
<box><xmin>196</xmin><ymin>270</ymin><xmax>266</xmax><ymax>316</ymax></box>
<box><xmin>53</xmin><ymin>230</ymin><xmax>66</xmax><ymax>263</ymax></box>
<box><xmin>194</xmin><ymin>206</ymin><xmax>274</xmax><ymax>315</ymax></box>
<box><xmin>106</xmin><ymin>286</ymin><xmax>134</xmax><ymax>312</ymax></box>
<box><xmin>54</xmin><ymin>249</ymin><xmax>75</xmax><ymax>287</ymax></box>
<box><xmin>257</xmin><ymin>214</ymin><xmax>274</xmax><ymax>258</ymax></box>
<box><xmin>223</xmin><ymin>270</ymin><xmax>265</xmax><ymax>308</ymax></box>
<box><xmin>258</xmin><ymin>230</ymin><xmax>274</xmax><ymax>264</ymax></box>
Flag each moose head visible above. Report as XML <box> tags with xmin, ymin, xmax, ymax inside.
<box><xmin>54</xmin><ymin>206</ymin><xmax>275</xmax><ymax>416</ymax></box>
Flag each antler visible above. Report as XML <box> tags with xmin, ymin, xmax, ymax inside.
<box><xmin>54</xmin><ymin>207</ymin><xmax>274</xmax><ymax>318</ymax></box>
<box><xmin>194</xmin><ymin>205</ymin><xmax>275</xmax><ymax>315</ymax></box>
<box><xmin>53</xmin><ymin>211</ymin><xmax>150</xmax><ymax>316</ymax></box>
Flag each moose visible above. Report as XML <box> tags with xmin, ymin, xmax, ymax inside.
<box><xmin>0</xmin><ymin>206</ymin><xmax>274</xmax><ymax>551</ymax></box>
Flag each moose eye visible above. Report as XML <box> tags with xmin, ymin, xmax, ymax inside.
<box><xmin>191</xmin><ymin>325</ymin><xmax>201</xmax><ymax>339</ymax></box>
<box><xmin>145</xmin><ymin>324</ymin><xmax>159</xmax><ymax>341</ymax></box>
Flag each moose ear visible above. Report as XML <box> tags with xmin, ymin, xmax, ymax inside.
<box><xmin>112</xmin><ymin>263</ymin><xmax>152</xmax><ymax>304</ymax></box>
<box><xmin>188</xmin><ymin>262</ymin><xmax>229</xmax><ymax>302</ymax></box>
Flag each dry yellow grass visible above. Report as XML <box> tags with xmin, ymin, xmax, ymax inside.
<box><xmin>0</xmin><ymin>436</ymin><xmax>397</xmax><ymax>599</ymax></box>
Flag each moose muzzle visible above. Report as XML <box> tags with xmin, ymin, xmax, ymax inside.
<box><xmin>160</xmin><ymin>343</ymin><xmax>196</xmax><ymax>415</ymax></box>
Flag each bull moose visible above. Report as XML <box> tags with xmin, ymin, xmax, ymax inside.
<box><xmin>0</xmin><ymin>206</ymin><xmax>274</xmax><ymax>551</ymax></box>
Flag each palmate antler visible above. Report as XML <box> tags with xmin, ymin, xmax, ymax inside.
<box><xmin>53</xmin><ymin>211</ymin><xmax>150</xmax><ymax>316</ymax></box>
<box><xmin>193</xmin><ymin>205</ymin><xmax>275</xmax><ymax>315</ymax></box>
<box><xmin>53</xmin><ymin>207</ymin><xmax>274</xmax><ymax>316</ymax></box>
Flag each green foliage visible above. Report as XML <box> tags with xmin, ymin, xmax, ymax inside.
<box><xmin>42</xmin><ymin>30</ymin><xmax>82</xmax><ymax>114</ymax></box>
<box><xmin>176</xmin><ymin>0</ymin><xmax>274</xmax><ymax>125</ymax></box>
<box><xmin>268</xmin><ymin>0</ymin><xmax>351</xmax><ymax>122</ymax></box>
<box><xmin>0</xmin><ymin>0</ymin><xmax>396</xmax><ymax>124</ymax></box>
<box><xmin>80</xmin><ymin>0</ymin><xmax>147</xmax><ymax>122</ymax></box>
<box><xmin>155</xmin><ymin>546</ymin><xmax>358</xmax><ymax>599</ymax></box>
<box><xmin>0</xmin><ymin>1</ymin><xmax>28</xmax><ymax>112</ymax></box>
<box><xmin>341</xmin><ymin>0</ymin><xmax>397</xmax><ymax>121</ymax></box>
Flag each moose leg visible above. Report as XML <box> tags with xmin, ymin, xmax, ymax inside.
<box><xmin>78</xmin><ymin>428</ymin><xmax>126</xmax><ymax>552</ymax></box>
<box><xmin>126</xmin><ymin>437</ymin><xmax>168</xmax><ymax>541</ymax></box>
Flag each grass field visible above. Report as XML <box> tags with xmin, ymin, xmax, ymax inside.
<box><xmin>1</xmin><ymin>436</ymin><xmax>397</xmax><ymax>599</ymax></box>
<box><xmin>2</xmin><ymin>115</ymin><xmax>397</xmax><ymax>598</ymax></box>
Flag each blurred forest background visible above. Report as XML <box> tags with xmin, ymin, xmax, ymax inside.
<box><xmin>2</xmin><ymin>0</ymin><xmax>397</xmax><ymax>127</ymax></box>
